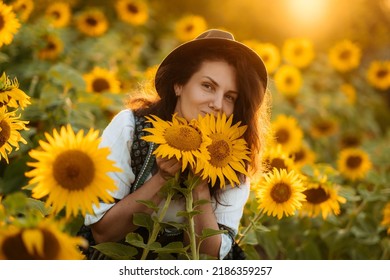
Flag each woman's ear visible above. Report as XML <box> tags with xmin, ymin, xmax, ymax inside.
<box><xmin>174</xmin><ymin>84</ymin><xmax>182</xmax><ymax>96</ymax></box>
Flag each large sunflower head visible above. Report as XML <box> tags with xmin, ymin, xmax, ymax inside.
<box><xmin>282</xmin><ymin>38</ymin><xmax>315</xmax><ymax>69</ymax></box>
<box><xmin>0</xmin><ymin>107</ymin><xmax>29</xmax><ymax>163</ymax></box>
<box><xmin>25</xmin><ymin>125</ymin><xmax>121</xmax><ymax>218</ymax></box>
<box><xmin>174</xmin><ymin>15</ymin><xmax>207</xmax><ymax>42</ymax></box>
<box><xmin>142</xmin><ymin>114</ymin><xmax>210</xmax><ymax>172</ymax></box>
<box><xmin>299</xmin><ymin>182</ymin><xmax>346</xmax><ymax>219</ymax></box>
<box><xmin>75</xmin><ymin>8</ymin><xmax>108</xmax><ymax>37</ymax></box>
<box><xmin>115</xmin><ymin>0</ymin><xmax>149</xmax><ymax>25</ymax></box>
<box><xmin>0</xmin><ymin>72</ymin><xmax>31</xmax><ymax>110</ymax></box>
<box><xmin>256</xmin><ymin>168</ymin><xmax>306</xmax><ymax>219</ymax></box>
<box><xmin>271</xmin><ymin>114</ymin><xmax>303</xmax><ymax>154</ymax></box>
<box><xmin>83</xmin><ymin>67</ymin><xmax>121</xmax><ymax>94</ymax></box>
<box><xmin>194</xmin><ymin>113</ymin><xmax>251</xmax><ymax>188</ymax></box>
<box><xmin>366</xmin><ymin>60</ymin><xmax>390</xmax><ymax>91</ymax></box>
<box><xmin>11</xmin><ymin>0</ymin><xmax>34</xmax><ymax>22</ymax></box>
<box><xmin>337</xmin><ymin>148</ymin><xmax>372</xmax><ymax>181</ymax></box>
<box><xmin>328</xmin><ymin>40</ymin><xmax>361</xmax><ymax>72</ymax></box>
<box><xmin>274</xmin><ymin>64</ymin><xmax>303</xmax><ymax>98</ymax></box>
<box><xmin>0</xmin><ymin>2</ymin><xmax>21</xmax><ymax>48</ymax></box>
<box><xmin>0</xmin><ymin>219</ymin><xmax>86</xmax><ymax>260</ymax></box>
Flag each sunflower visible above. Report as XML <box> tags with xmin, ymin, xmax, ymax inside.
<box><xmin>75</xmin><ymin>8</ymin><xmax>108</xmax><ymax>37</ymax></box>
<box><xmin>45</xmin><ymin>2</ymin><xmax>71</xmax><ymax>28</ymax></box>
<box><xmin>366</xmin><ymin>60</ymin><xmax>390</xmax><ymax>91</ymax></box>
<box><xmin>175</xmin><ymin>15</ymin><xmax>207</xmax><ymax>42</ymax></box>
<box><xmin>242</xmin><ymin>41</ymin><xmax>280</xmax><ymax>74</ymax></box>
<box><xmin>0</xmin><ymin>72</ymin><xmax>31</xmax><ymax>110</ymax></box>
<box><xmin>337</xmin><ymin>148</ymin><xmax>372</xmax><ymax>181</ymax></box>
<box><xmin>274</xmin><ymin>64</ymin><xmax>303</xmax><ymax>98</ymax></box>
<box><xmin>339</xmin><ymin>132</ymin><xmax>361</xmax><ymax>149</ymax></box>
<box><xmin>262</xmin><ymin>143</ymin><xmax>295</xmax><ymax>173</ymax></box>
<box><xmin>0</xmin><ymin>2</ymin><xmax>21</xmax><ymax>48</ymax></box>
<box><xmin>328</xmin><ymin>40</ymin><xmax>361</xmax><ymax>72</ymax></box>
<box><xmin>282</xmin><ymin>38</ymin><xmax>315</xmax><ymax>69</ymax></box>
<box><xmin>271</xmin><ymin>114</ymin><xmax>303</xmax><ymax>154</ymax></box>
<box><xmin>340</xmin><ymin>83</ymin><xmax>357</xmax><ymax>105</ymax></box>
<box><xmin>115</xmin><ymin>0</ymin><xmax>149</xmax><ymax>25</ymax></box>
<box><xmin>299</xmin><ymin>182</ymin><xmax>346</xmax><ymax>219</ymax></box>
<box><xmin>381</xmin><ymin>202</ymin><xmax>390</xmax><ymax>235</ymax></box>
<box><xmin>0</xmin><ymin>219</ymin><xmax>86</xmax><ymax>260</ymax></box>
<box><xmin>25</xmin><ymin>125</ymin><xmax>120</xmax><ymax>218</ymax></box>
<box><xmin>11</xmin><ymin>0</ymin><xmax>34</xmax><ymax>22</ymax></box>
<box><xmin>290</xmin><ymin>143</ymin><xmax>316</xmax><ymax>170</ymax></box>
<box><xmin>309</xmin><ymin>116</ymin><xmax>339</xmax><ymax>139</ymax></box>
<box><xmin>37</xmin><ymin>34</ymin><xmax>64</xmax><ymax>60</ymax></box>
<box><xmin>194</xmin><ymin>113</ymin><xmax>250</xmax><ymax>188</ymax></box>
<box><xmin>0</xmin><ymin>107</ymin><xmax>29</xmax><ymax>163</ymax></box>
<box><xmin>83</xmin><ymin>67</ymin><xmax>121</xmax><ymax>94</ymax></box>
<box><xmin>256</xmin><ymin>168</ymin><xmax>306</xmax><ymax>219</ymax></box>
<box><xmin>142</xmin><ymin>114</ymin><xmax>210</xmax><ymax>172</ymax></box>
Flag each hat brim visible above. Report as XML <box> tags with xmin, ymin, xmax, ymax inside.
<box><xmin>155</xmin><ymin>37</ymin><xmax>268</xmax><ymax>92</ymax></box>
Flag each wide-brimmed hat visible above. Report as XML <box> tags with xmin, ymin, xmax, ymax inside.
<box><xmin>155</xmin><ymin>29</ymin><xmax>268</xmax><ymax>94</ymax></box>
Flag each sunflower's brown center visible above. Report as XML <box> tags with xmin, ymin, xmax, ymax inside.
<box><xmin>376</xmin><ymin>69</ymin><xmax>388</xmax><ymax>79</ymax></box>
<box><xmin>0</xmin><ymin>15</ymin><xmax>5</xmax><ymax>30</ymax></box>
<box><xmin>294</xmin><ymin>46</ymin><xmax>304</xmax><ymax>56</ymax></box>
<box><xmin>127</xmin><ymin>3</ymin><xmax>139</xmax><ymax>14</ymax></box>
<box><xmin>339</xmin><ymin>50</ymin><xmax>351</xmax><ymax>60</ymax></box>
<box><xmin>185</xmin><ymin>24</ymin><xmax>194</xmax><ymax>33</ymax></box>
<box><xmin>341</xmin><ymin>135</ymin><xmax>360</xmax><ymax>148</ymax></box>
<box><xmin>293</xmin><ymin>149</ymin><xmax>305</xmax><ymax>162</ymax></box>
<box><xmin>275</xmin><ymin>128</ymin><xmax>290</xmax><ymax>144</ymax></box>
<box><xmin>304</xmin><ymin>186</ymin><xmax>329</xmax><ymax>204</ymax></box>
<box><xmin>0</xmin><ymin>119</ymin><xmax>11</xmax><ymax>148</ymax></box>
<box><xmin>346</xmin><ymin>155</ymin><xmax>362</xmax><ymax>169</ymax></box>
<box><xmin>1</xmin><ymin>229</ymin><xmax>60</xmax><ymax>260</ymax></box>
<box><xmin>86</xmin><ymin>16</ymin><xmax>98</xmax><ymax>27</ymax></box>
<box><xmin>46</xmin><ymin>41</ymin><xmax>57</xmax><ymax>51</ymax></box>
<box><xmin>92</xmin><ymin>78</ymin><xmax>110</xmax><ymax>93</ymax></box>
<box><xmin>315</xmin><ymin>120</ymin><xmax>333</xmax><ymax>133</ymax></box>
<box><xmin>53</xmin><ymin>150</ymin><xmax>95</xmax><ymax>190</ymax></box>
<box><xmin>284</xmin><ymin>76</ymin><xmax>294</xmax><ymax>86</ymax></box>
<box><xmin>208</xmin><ymin>138</ymin><xmax>231</xmax><ymax>167</ymax></box>
<box><xmin>164</xmin><ymin>125</ymin><xmax>202</xmax><ymax>151</ymax></box>
<box><xmin>50</xmin><ymin>11</ymin><xmax>61</xmax><ymax>20</ymax></box>
<box><xmin>271</xmin><ymin>182</ymin><xmax>292</xmax><ymax>203</ymax></box>
<box><xmin>270</xmin><ymin>158</ymin><xmax>288</xmax><ymax>170</ymax></box>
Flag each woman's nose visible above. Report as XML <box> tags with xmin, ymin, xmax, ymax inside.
<box><xmin>209</xmin><ymin>94</ymin><xmax>223</xmax><ymax>111</ymax></box>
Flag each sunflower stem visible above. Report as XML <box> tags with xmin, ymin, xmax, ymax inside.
<box><xmin>186</xmin><ymin>185</ymin><xmax>198</xmax><ymax>260</ymax></box>
<box><xmin>140</xmin><ymin>189</ymin><xmax>175</xmax><ymax>260</ymax></box>
<box><xmin>236</xmin><ymin>211</ymin><xmax>264</xmax><ymax>245</ymax></box>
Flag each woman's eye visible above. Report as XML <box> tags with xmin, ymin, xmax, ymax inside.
<box><xmin>225</xmin><ymin>95</ymin><xmax>236</xmax><ymax>102</ymax></box>
<box><xmin>202</xmin><ymin>83</ymin><xmax>213</xmax><ymax>90</ymax></box>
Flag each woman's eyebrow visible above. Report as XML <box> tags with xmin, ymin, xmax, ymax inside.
<box><xmin>202</xmin><ymin>76</ymin><xmax>238</xmax><ymax>94</ymax></box>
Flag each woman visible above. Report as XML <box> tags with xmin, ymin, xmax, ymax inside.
<box><xmin>84</xmin><ymin>29</ymin><xmax>270</xmax><ymax>259</ymax></box>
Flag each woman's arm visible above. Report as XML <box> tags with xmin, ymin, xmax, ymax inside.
<box><xmin>91</xmin><ymin>157</ymin><xmax>182</xmax><ymax>243</ymax></box>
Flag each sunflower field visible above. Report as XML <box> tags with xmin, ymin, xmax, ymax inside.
<box><xmin>1</xmin><ymin>0</ymin><xmax>390</xmax><ymax>260</ymax></box>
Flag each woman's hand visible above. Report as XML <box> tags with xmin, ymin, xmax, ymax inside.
<box><xmin>155</xmin><ymin>156</ymin><xmax>182</xmax><ymax>181</ymax></box>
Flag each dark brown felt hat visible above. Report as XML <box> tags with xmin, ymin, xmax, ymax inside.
<box><xmin>155</xmin><ymin>29</ymin><xmax>268</xmax><ymax>94</ymax></box>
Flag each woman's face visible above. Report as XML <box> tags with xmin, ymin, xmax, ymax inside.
<box><xmin>174</xmin><ymin>60</ymin><xmax>238</xmax><ymax>121</ymax></box>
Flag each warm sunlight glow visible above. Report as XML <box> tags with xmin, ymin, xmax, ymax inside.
<box><xmin>288</xmin><ymin>0</ymin><xmax>329</xmax><ymax>23</ymax></box>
